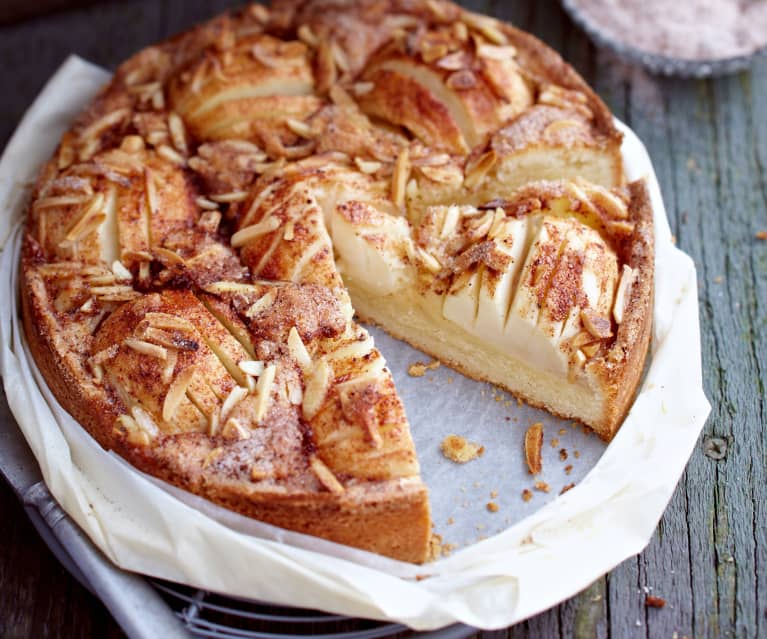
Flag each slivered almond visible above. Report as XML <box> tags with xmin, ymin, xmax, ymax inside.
<box><xmin>231</xmin><ymin>216</ymin><xmax>281</xmax><ymax>247</ymax></box>
<box><xmin>79</xmin><ymin>108</ymin><xmax>130</xmax><ymax>143</ymax></box>
<box><xmin>111</xmin><ymin>261</ymin><xmax>132</xmax><ymax>281</ymax></box>
<box><xmin>316</xmin><ymin>38</ymin><xmax>336</xmax><ymax>93</ymax></box>
<box><xmin>221</xmin><ymin>386</ymin><xmax>249</xmax><ymax>422</ymax></box>
<box><xmin>416</xmin><ymin>246</ymin><xmax>442</xmax><ymax>274</ymax></box>
<box><xmin>476</xmin><ymin>43</ymin><xmax>517</xmax><ymax>60</ymax></box>
<box><xmin>329</xmin><ymin>84</ymin><xmax>355</xmax><ymax>109</ymax></box>
<box><xmin>239</xmin><ymin>360</ymin><xmax>265</xmax><ymax>377</ymax></box>
<box><xmin>92</xmin><ymin>344</ymin><xmax>119</xmax><ymax>365</ymax></box>
<box><xmin>120</xmin><ymin>135</ymin><xmax>145</xmax><ymax>153</ymax></box>
<box><xmin>588</xmin><ymin>186</ymin><xmax>629</xmax><ymax>220</ymax></box>
<box><xmin>131</xmin><ymin>405</ymin><xmax>160</xmax><ymax>438</ymax></box>
<box><xmin>87</xmin><ymin>274</ymin><xmax>117</xmax><ymax>286</ymax></box>
<box><xmin>543</xmin><ymin>119</ymin><xmax>584</xmax><ymax>139</ymax></box>
<box><xmin>422</xmin><ymin>43</ymin><xmax>449</xmax><ymax>63</ymax></box>
<box><xmin>571</xmin><ymin>351</ymin><xmax>588</xmax><ymax>381</ymax></box>
<box><xmin>285</xmin><ymin>377</ymin><xmax>303</xmax><ymax>405</ymax></box>
<box><xmin>143</xmin><ymin>312</ymin><xmax>194</xmax><ymax>332</ymax></box>
<box><xmin>581</xmin><ymin>342</ymin><xmax>600</xmax><ymax>358</ymax></box>
<box><xmin>168</xmin><ymin>112</ymin><xmax>188</xmax><ymax>154</ymax></box>
<box><xmin>286</xmin><ymin>118</ymin><xmax>314</xmax><ymax>138</ymax></box>
<box><xmin>310</xmin><ymin>455</ymin><xmax>344</xmax><ymax>494</ymax></box>
<box><xmin>245</xmin><ymin>289</ymin><xmax>277</xmax><ymax>318</ymax></box>
<box><xmin>354</xmin><ymin>157</ymin><xmax>382</xmax><ymax>174</ymax></box>
<box><xmin>464</xmin><ymin>150</ymin><xmax>497</xmax><ymax>190</ymax></box>
<box><xmin>436</xmin><ymin>51</ymin><xmax>468</xmax><ymax>70</ymax></box>
<box><xmin>463</xmin><ymin>13</ymin><xmax>508</xmax><ymax>45</ymax></box>
<box><xmin>152</xmin><ymin>89</ymin><xmax>165</xmax><ymax>111</ymax></box>
<box><xmin>116</xmin><ymin>414</ymin><xmax>151</xmax><ymax>447</ymax></box>
<box><xmin>203</xmin><ymin>281</ymin><xmax>260</xmax><ymax>295</ymax></box>
<box><xmin>302</xmin><ymin>359</ymin><xmax>332</xmax><ymax>420</ymax></box>
<box><xmin>524</xmin><ymin>422</ymin><xmax>543</xmax><ymax>475</ymax></box>
<box><xmin>580</xmin><ymin>308</ymin><xmax>613</xmax><ymax>339</ymax></box>
<box><xmin>487</xmin><ymin>207</ymin><xmax>507</xmax><ymax>239</ymax></box>
<box><xmin>331</xmin><ymin>41</ymin><xmax>350</xmax><ymax>74</ymax></box>
<box><xmin>157</xmin><ymin>144</ymin><xmax>186</xmax><ymax>166</ymax></box>
<box><xmin>441</xmin><ymin>205</ymin><xmax>461</xmax><ymax>238</ymax></box>
<box><xmin>453</xmin><ymin>20</ymin><xmax>469</xmax><ymax>40</ymax></box>
<box><xmin>283</xmin><ymin>220</ymin><xmax>295</xmax><ymax>240</ymax></box>
<box><xmin>613</xmin><ymin>265</ymin><xmax>635</xmax><ymax>324</ymax></box>
<box><xmin>325</xmin><ymin>336</ymin><xmax>374</xmax><ymax>362</ymax></box>
<box><xmin>124</xmin><ymin>338</ymin><xmax>168</xmax><ymax>360</ymax></box>
<box><xmin>254</xmin><ymin>363</ymin><xmax>276</xmax><ymax>422</ymax></box>
<box><xmin>425</xmin><ymin>0</ymin><xmax>449</xmax><ymax>20</ymax></box>
<box><xmin>297</xmin><ymin>24</ymin><xmax>319</xmax><ymax>47</ymax></box>
<box><xmin>196</xmin><ymin>196</ymin><xmax>219</xmax><ymax>210</ymax></box>
<box><xmin>418</xmin><ymin>164</ymin><xmax>463</xmax><ymax>186</ymax></box>
<box><xmin>154</xmin><ymin>247</ymin><xmax>185</xmax><ymax>265</ymax></box>
<box><xmin>352</xmin><ymin>81</ymin><xmax>374</xmax><ymax>96</ymax></box>
<box><xmin>163</xmin><ymin>366</ymin><xmax>197</xmax><ymax>421</ymax></box>
<box><xmin>162</xmin><ymin>350</ymin><xmax>178</xmax><ymax>384</ymax></box>
<box><xmin>65</xmin><ymin>193</ymin><xmax>105</xmax><ymax>241</ymax></box>
<box><xmin>210</xmin><ymin>190</ymin><xmax>249</xmax><ymax>203</ymax></box>
<box><xmin>142</xmin><ymin>326</ymin><xmax>198</xmax><ymax>351</ymax></box>
<box><xmin>34</xmin><ymin>195</ymin><xmax>89</xmax><ymax>210</ymax></box>
<box><xmin>287</xmin><ymin>327</ymin><xmax>311</xmax><ymax>369</ymax></box>
<box><xmin>221</xmin><ymin>418</ymin><xmax>251</xmax><ymax>441</ymax></box>
<box><xmin>392</xmin><ymin>147</ymin><xmax>410</xmax><ymax>210</ymax></box>
<box><xmin>198</xmin><ymin>210</ymin><xmax>221</xmax><ymax>233</ymax></box>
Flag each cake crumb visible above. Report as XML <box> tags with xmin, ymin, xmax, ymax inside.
<box><xmin>550</xmin><ymin>437</ymin><xmax>559</xmax><ymax>448</ymax></box>
<box><xmin>645</xmin><ymin>595</ymin><xmax>666</xmax><ymax>609</ymax></box>
<box><xmin>447</xmin><ymin>517</ymin><xmax>455</xmax><ymax>525</ymax></box>
<box><xmin>427</xmin><ymin>533</ymin><xmax>443</xmax><ymax>561</ymax></box>
<box><xmin>490</xmin><ymin>490</ymin><xmax>498</xmax><ymax>498</ymax></box>
<box><xmin>559</xmin><ymin>428</ymin><xmax>568</xmax><ymax>436</ymax></box>
<box><xmin>756</xmin><ymin>230</ymin><xmax>767</xmax><ymax>240</ymax></box>
<box><xmin>522</xmin><ymin>488</ymin><xmax>533</xmax><ymax>502</ymax></box>
<box><xmin>408</xmin><ymin>359</ymin><xmax>440</xmax><ymax>377</ymax></box>
<box><xmin>442</xmin><ymin>543</ymin><xmax>456</xmax><ymax>556</ymax></box>
<box><xmin>560</xmin><ymin>482</ymin><xmax>575</xmax><ymax>495</ymax></box>
<box><xmin>447</xmin><ymin>376</ymin><xmax>454</xmax><ymax>384</ymax></box>
<box><xmin>524</xmin><ymin>422</ymin><xmax>544</xmax><ymax>474</ymax></box>
<box><xmin>441</xmin><ymin>434</ymin><xmax>484</xmax><ymax>463</ymax></box>
<box><xmin>574</xmin><ymin>450</ymin><xmax>581</xmax><ymax>459</ymax></box>
<box><xmin>486</xmin><ymin>501</ymin><xmax>499</xmax><ymax>512</ymax></box>
<box><xmin>534</xmin><ymin>481</ymin><xmax>550</xmax><ymax>493</ymax></box>
<box><xmin>559</xmin><ymin>448</ymin><xmax>568</xmax><ymax>461</ymax></box>
<box><xmin>565</xmin><ymin>464</ymin><xmax>573</xmax><ymax>475</ymax></box>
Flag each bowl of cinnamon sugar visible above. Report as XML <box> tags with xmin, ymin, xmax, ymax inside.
<box><xmin>562</xmin><ymin>0</ymin><xmax>767</xmax><ymax>77</ymax></box>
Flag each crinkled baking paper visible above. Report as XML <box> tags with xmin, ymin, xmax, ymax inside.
<box><xmin>0</xmin><ymin>57</ymin><xmax>710</xmax><ymax>630</ymax></box>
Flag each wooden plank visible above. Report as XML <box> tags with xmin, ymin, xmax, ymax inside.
<box><xmin>1</xmin><ymin>1</ymin><xmax>763</xmax><ymax>638</ymax></box>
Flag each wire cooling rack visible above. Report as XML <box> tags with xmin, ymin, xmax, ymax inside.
<box><xmin>0</xmin><ymin>405</ymin><xmax>475</xmax><ymax>639</ymax></box>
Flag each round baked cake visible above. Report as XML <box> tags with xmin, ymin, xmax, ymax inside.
<box><xmin>20</xmin><ymin>0</ymin><xmax>654</xmax><ymax>563</ymax></box>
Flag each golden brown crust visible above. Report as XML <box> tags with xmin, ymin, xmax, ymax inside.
<box><xmin>588</xmin><ymin>180</ymin><xmax>654</xmax><ymax>440</ymax></box>
<box><xmin>20</xmin><ymin>0</ymin><xmax>648</xmax><ymax>563</ymax></box>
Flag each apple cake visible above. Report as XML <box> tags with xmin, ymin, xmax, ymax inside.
<box><xmin>20</xmin><ymin>0</ymin><xmax>653</xmax><ymax>563</ymax></box>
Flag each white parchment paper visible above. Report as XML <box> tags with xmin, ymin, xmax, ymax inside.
<box><xmin>0</xmin><ymin>56</ymin><xmax>711</xmax><ymax>630</ymax></box>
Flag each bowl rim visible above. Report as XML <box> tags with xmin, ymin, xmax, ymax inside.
<box><xmin>560</xmin><ymin>0</ymin><xmax>767</xmax><ymax>78</ymax></box>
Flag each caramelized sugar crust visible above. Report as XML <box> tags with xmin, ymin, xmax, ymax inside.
<box><xmin>20</xmin><ymin>0</ymin><xmax>648</xmax><ymax>562</ymax></box>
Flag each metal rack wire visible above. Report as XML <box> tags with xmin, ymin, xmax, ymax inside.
<box><xmin>0</xmin><ymin>409</ymin><xmax>475</xmax><ymax>639</ymax></box>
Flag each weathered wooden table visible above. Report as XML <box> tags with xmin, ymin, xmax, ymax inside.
<box><xmin>1</xmin><ymin>1</ymin><xmax>764</xmax><ymax>637</ymax></box>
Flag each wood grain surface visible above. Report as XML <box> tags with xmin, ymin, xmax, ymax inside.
<box><xmin>1</xmin><ymin>1</ymin><xmax>765</xmax><ymax>637</ymax></box>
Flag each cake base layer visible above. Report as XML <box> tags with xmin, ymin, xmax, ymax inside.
<box><xmin>346</xmin><ymin>283</ymin><xmax>607</xmax><ymax>431</ymax></box>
